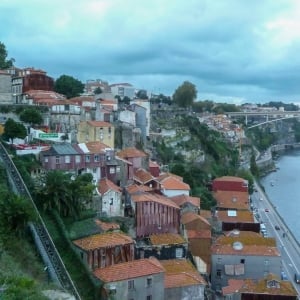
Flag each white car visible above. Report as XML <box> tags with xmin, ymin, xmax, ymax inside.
<box><xmin>260</xmin><ymin>197</ymin><xmax>263</xmax><ymax>201</ymax></box>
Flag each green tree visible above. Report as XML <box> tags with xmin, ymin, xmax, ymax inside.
<box><xmin>173</xmin><ymin>81</ymin><xmax>197</xmax><ymax>108</ymax></box>
<box><xmin>19</xmin><ymin>108</ymin><xmax>43</xmax><ymax>126</ymax></box>
<box><xmin>0</xmin><ymin>42</ymin><xmax>14</xmax><ymax>69</ymax></box>
<box><xmin>250</xmin><ymin>153</ymin><xmax>259</xmax><ymax>177</ymax></box>
<box><xmin>54</xmin><ymin>75</ymin><xmax>84</xmax><ymax>99</ymax></box>
<box><xmin>0</xmin><ymin>189</ymin><xmax>36</xmax><ymax>237</ymax></box>
<box><xmin>3</xmin><ymin>118</ymin><xmax>27</xmax><ymax>144</ymax></box>
<box><xmin>94</xmin><ymin>87</ymin><xmax>102</xmax><ymax>94</ymax></box>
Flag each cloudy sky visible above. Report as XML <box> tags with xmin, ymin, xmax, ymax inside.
<box><xmin>2</xmin><ymin>0</ymin><xmax>300</xmax><ymax>104</ymax></box>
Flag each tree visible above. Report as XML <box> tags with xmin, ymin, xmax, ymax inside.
<box><xmin>0</xmin><ymin>42</ymin><xmax>14</xmax><ymax>69</ymax></box>
<box><xmin>173</xmin><ymin>81</ymin><xmax>197</xmax><ymax>108</ymax></box>
<box><xmin>3</xmin><ymin>118</ymin><xmax>27</xmax><ymax>144</ymax></box>
<box><xmin>54</xmin><ymin>75</ymin><xmax>84</xmax><ymax>99</ymax></box>
<box><xmin>94</xmin><ymin>87</ymin><xmax>102</xmax><ymax>94</ymax></box>
<box><xmin>19</xmin><ymin>108</ymin><xmax>43</xmax><ymax>126</ymax></box>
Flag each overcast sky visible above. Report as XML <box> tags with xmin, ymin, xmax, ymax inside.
<box><xmin>2</xmin><ymin>0</ymin><xmax>300</xmax><ymax>104</ymax></box>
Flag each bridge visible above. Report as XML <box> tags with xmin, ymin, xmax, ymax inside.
<box><xmin>0</xmin><ymin>142</ymin><xmax>81</xmax><ymax>299</ymax></box>
<box><xmin>226</xmin><ymin>111</ymin><xmax>300</xmax><ymax>126</ymax></box>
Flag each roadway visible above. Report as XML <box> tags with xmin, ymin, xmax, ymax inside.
<box><xmin>252</xmin><ymin>182</ymin><xmax>300</xmax><ymax>295</ymax></box>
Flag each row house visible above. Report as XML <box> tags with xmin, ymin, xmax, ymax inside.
<box><xmin>211</xmin><ymin>230</ymin><xmax>281</xmax><ymax>292</ymax></box>
<box><xmin>96</xmin><ymin>177</ymin><xmax>123</xmax><ymax>217</ymax></box>
<box><xmin>216</xmin><ymin>210</ymin><xmax>260</xmax><ymax>233</ymax></box>
<box><xmin>169</xmin><ymin>194</ymin><xmax>200</xmax><ymax>214</ymax></box>
<box><xmin>109</xmin><ymin>82</ymin><xmax>135</xmax><ymax>99</ymax></box>
<box><xmin>77</xmin><ymin>120</ymin><xmax>115</xmax><ymax>149</ymax></box>
<box><xmin>222</xmin><ymin>275</ymin><xmax>298</xmax><ymax>300</ymax></box>
<box><xmin>135</xmin><ymin>232</ymin><xmax>188</xmax><ymax>260</ymax></box>
<box><xmin>11</xmin><ymin>67</ymin><xmax>54</xmax><ymax>104</ymax></box>
<box><xmin>213</xmin><ymin>190</ymin><xmax>250</xmax><ymax>211</ymax></box>
<box><xmin>72</xmin><ymin>231</ymin><xmax>134</xmax><ymax>270</ymax></box>
<box><xmin>212</xmin><ymin>176</ymin><xmax>248</xmax><ymax>193</ymax></box>
<box><xmin>93</xmin><ymin>257</ymin><xmax>165</xmax><ymax>300</ymax></box>
<box><xmin>39</xmin><ymin>141</ymin><xmax>117</xmax><ymax>183</ymax></box>
<box><xmin>133</xmin><ymin>168</ymin><xmax>159</xmax><ymax>189</ymax></box>
<box><xmin>129</xmin><ymin>191</ymin><xmax>180</xmax><ymax>238</ymax></box>
<box><xmin>0</xmin><ymin>70</ymin><xmax>13</xmax><ymax>104</ymax></box>
<box><xmin>161</xmin><ymin>259</ymin><xmax>206</xmax><ymax>300</ymax></box>
<box><xmin>181</xmin><ymin>211</ymin><xmax>212</xmax><ymax>274</ymax></box>
<box><xmin>156</xmin><ymin>172</ymin><xmax>191</xmax><ymax>197</ymax></box>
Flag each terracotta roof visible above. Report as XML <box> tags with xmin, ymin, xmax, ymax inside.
<box><xmin>117</xmin><ymin>147</ymin><xmax>147</xmax><ymax>158</ymax></box>
<box><xmin>181</xmin><ymin>211</ymin><xmax>211</xmax><ymax>227</ymax></box>
<box><xmin>94</xmin><ymin>219</ymin><xmax>120</xmax><ymax>232</ymax></box>
<box><xmin>126</xmin><ymin>184</ymin><xmax>153</xmax><ymax>194</ymax></box>
<box><xmin>85</xmin><ymin>141</ymin><xmax>111</xmax><ymax>153</ymax></box>
<box><xmin>200</xmin><ymin>210</ymin><xmax>212</xmax><ymax>219</ymax></box>
<box><xmin>98</xmin><ymin>178</ymin><xmax>121</xmax><ymax>195</ymax></box>
<box><xmin>222</xmin><ymin>279</ymin><xmax>245</xmax><ymax>295</ymax></box>
<box><xmin>212</xmin><ymin>231</ymin><xmax>279</xmax><ymax>256</ymax></box>
<box><xmin>159</xmin><ymin>176</ymin><xmax>190</xmax><ymax>191</ymax></box>
<box><xmin>69</xmin><ymin>96</ymin><xmax>94</xmax><ymax>103</ymax></box>
<box><xmin>213</xmin><ymin>176</ymin><xmax>245</xmax><ymax>182</ymax></box>
<box><xmin>160</xmin><ymin>259</ymin><xmax>206</xmax><ymax>288</ymax></box>
<box><xmin>240</xmin><ymin>274</ymin><xmax>297</xmax><ymax>296</ymax></box>
<box><xmin>131</xmin><ymin>192</ymin><xmax>180</xmax><ymax>209</ymax></box>
<box><xmin>87</xmin><ymin>120</ymin><xmax>112</xmax><ymax>127</ymax></box>
<box><xmin>133</xmin><ymin>168</ymin><xmax>154</xmax><ymax>184</ymax></box>
<box><xmin>216</xmin><ymin>210</ymin><xmax>255</xmax><ymax>223</ymax></box>
<box><xmin>149</xmin><ymin>161</ymin><xmax>160</xmax><ymax>168</ymax></box>
<box><xmin>187</xmin><ymin>229</ymin><xmax>211</xmax><ymax>239</ymax></box>
<box><xmin>156</xmin><ymin>172</ymin><xmax>183</xmax><ymax>182</ymax></box>
<box><xmin>170</xmin><ymin>194</ymin><xmax>200</xmax><ymax>207</ymax></box>
<box><xmin>73</xmin><ymin>232</ymin><xmax>133</xmax><ymax>251</ymax></box>
<box><xmin>149</xmin><ymin>233</ymin><xmax>186</xmax><ymax>246</ymax></box>
<box><xmin>93</xmin><ymin>257</ymin><xmax>164</xmax><ymax>282</ymax></box>
<box><xmin>214</xmin><ymin>190</ymin><xmax>249</xmax><ymax>210</ymax></box>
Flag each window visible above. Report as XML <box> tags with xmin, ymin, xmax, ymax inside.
<box><xmin>110</xmin><ymin>198</ymin><xmax>113</xmax><ymax>205</ymax></box>
<box><xmin>75</xmin><ymin>155</ymin><xmax>81</xmax><ymax>163</ymax></box>
<box><xmin>93</xmin><ymin>168</ymin><xmax>97</xmax><ymax>173</ymax></box>
<box><xmin>146</xmin><ymin>295</ymin><xmax>152</xmax><ymax>300</ymax></box>
<box><xmin>55</xmin><ymin>156</ymin><xmax>60</xmax><ymax>164</ymax></box>
<box><xmin>146</xmin><ymin>277</ymin><xmax>152</xmax><ymax>287</ymax></box>
<box><xmin>240</xmin><ymin>259</ymin><xmax>245</xmax><ymax>264</ymax></box>
<box><xmin>264</xmin><ymin>259</ymin><xmax>269</xmax><ymax>266</ymax></box>
<box><xmin>109</xmin><ymin>167</ymin><xmax>115</xmax><ymax>174</ymax></box>
<box><xmin>217</xmin><ymin>257</ymin><xmax>222</xmax><ymax>263</ymax></box>
<box><xmin>65</xmin><ymin>155</ymin><xmax>70</xmax><ymax>163</ymax></box>
<box><xmin>94</xmin><ymin>155</ymin><xmax>99</xmax><ymax>162</ymax></box>
<box><xmin>116</xmin><ymin>166</ymin><xmax>120</xmax><ymax>173</ymax></box>
<box><xmin>216</xmin><ymin>269</ymin><xmax>222</xmax><ymax>278</ymax></box>
<box><xmin>85</xmin><ymin>155</ymin><xmax>90</xmax><ymax>162</ymax></box>
<box><xmin>175</xmin><ymin>248</ymin><xmax>183</xmax><ymax>258</ymax></box>
<box><xmin>44</xmin><ymin>157</ymin><xmax>48</xmax><ymax>163</ymax></box>
<box><xmin>128</xmin><ymin>280</ymin><xmax>134</xmax><ymax>290</ymax></box>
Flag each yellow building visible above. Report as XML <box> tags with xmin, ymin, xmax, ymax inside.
<box><xmin>77</xmin><ymin>121</ymin><xmax>114</xmax><ymax>148</ymax></box>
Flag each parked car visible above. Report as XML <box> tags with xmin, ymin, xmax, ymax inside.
<box><xmin>294</xmin><ymin>273</ymin><xmax>300</xmax><ymax>284</ymax></box>
<box><xmin>265</xmin><ymin>208</ymin><xmax>269</xmax><ymax>212</ymax></box>
<box><xmin>275</xmin><ymin>225</ymin><xmax>280</xmax><ymax>230</ymax></box>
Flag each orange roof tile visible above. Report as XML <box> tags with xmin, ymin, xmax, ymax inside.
<box><xmin>213</xmin><ymin>176</ymin><xmax>245</xmax><ymax>183</ymax></box>
<box><xmin>149</xmin><ymin>233</ymin><xmax>186</xmax><ymax>245</ymax></box>
<box><xmin>212</xmin><ymin>231</ymin><xmax>279</xmax><ymax>256</ymax></box>
<box><xmin>240</xmin><ymin>275</ymin><xmax>297</xmax><ymax>296</ymax></box>
<box><xmin>160</xmin><ymin>259</ymin><xmax>206</xmax><ymax>288</ymax></box>
<box><xmin>149</xmin><ymin>160</ymin><xmax>160</xmax><ymax>168</ymax></box>
<box><xmin>216</xmin><ymin>210</ymin><xmax>255</xmax><ymax>223</ymax></box>
<box><xmin>156</xmin><ymin>172</ymin><xmax>183</xmax><ymax>182</ymax></box>
<box><xmin>181</xmin><ymin>211</ymin><xmax>211</xmax><ymax>227</ymax></box>
<box><xmin>200</xmin><ymin>210</ymin><xmax>212</xmax><ymax>219</ymax></box>
<box><xmin>117</xmin><ymin>147</ymin><xmax>147</xmax><ymax>158</ymax></box>
<box><xmin>85</xmin><ymin>141</ymin><xmax>111</xmax><ymax>153</ymax></box>
<box><xmin>222</xmin><ymin>279</ymin><xmax>245</xmax><ymax>295</ymax></box>
<box><xmin>94</xmin><ymin>219</ymin><xmax>120</xmax><ymax>232</ymax></box>
<box><xmin>98</xmin><ymin>178</ymin><xmax>121</xmax><ymax>195</ymax></box>
<box><xmin>131</xmin><ymin>192</ymin><xmax>180</xmax><ymax>209</ymax></box>
<box><xmin>214</xmin><ymin>190</ymin><xmax>249</xmax><ymax>210</ymax></box>
<box><xmin>126</xmin><ymin>184</ymin><xmax>153</xmax><ymax>194</ymax></box>
<box><xmin>93</xmin><ymin>257</ymin><xmax>164</xmax><ymax>282</ymax></box>
<box><xmin>170</xmin><ymin>194</ymin><xmax>200</xmax><ymax>207</ymax></box>
<box><xmin>87</xmin><ymin>120</ymin><xmax>112</xmax><ymax>127</ymax></box>
<box><xmin>160</xmin><ymin>176</ymin><xmax>190</xmax><ymax>191</ymax></box>
<box><xmin>187</xmin><ymin>229</ymin><xmax>211</xmax><ymax>239</ymax></box>
<box><xmin>73</xmin><ymin>232</ymin><xmax>133</xmax><ymax>251</ymax></box>
<box><xmin>134</xmin><ymin>168</ymin><xmax>154</xmax><ymax>184</ymax></box>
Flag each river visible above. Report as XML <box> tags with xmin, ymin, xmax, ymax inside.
<box><xmin>260</xmin><ymin>149</ymin><xmax>300</xmax><ymax>243</ymax></box>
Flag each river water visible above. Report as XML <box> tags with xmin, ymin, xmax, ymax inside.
<box><xmin>260</xmin><ymin>149</ymin><xmax>300</xmax><ymax>243</ymax></box>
